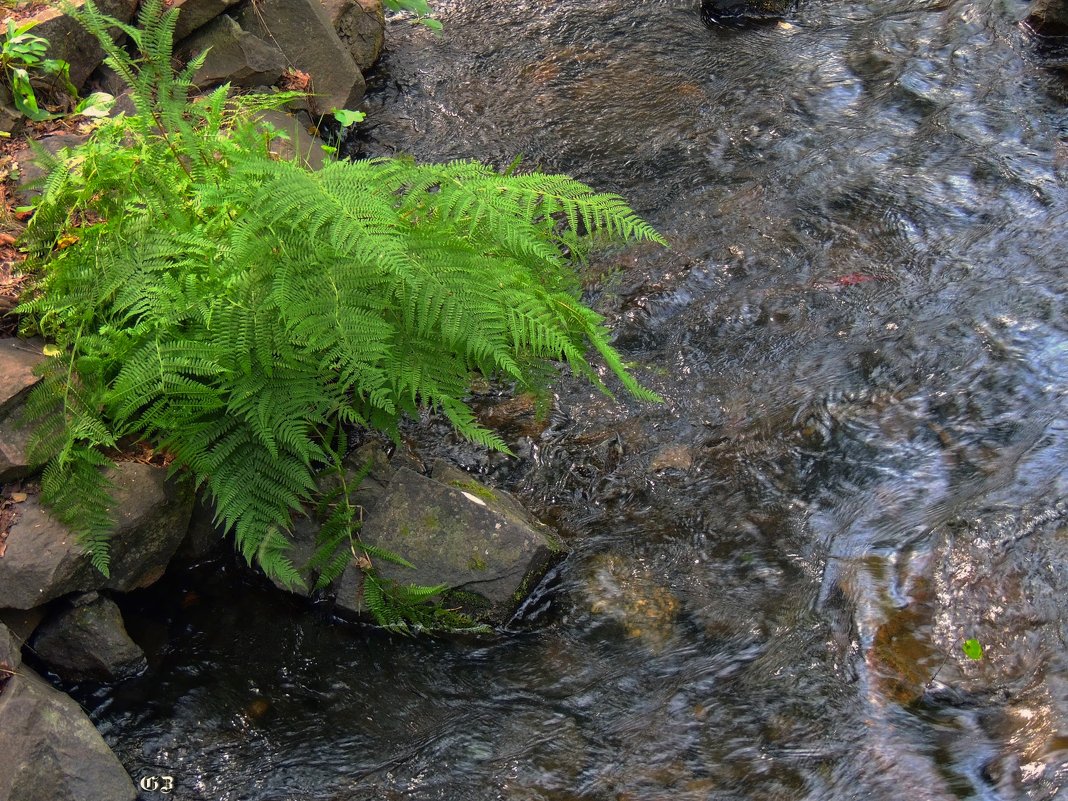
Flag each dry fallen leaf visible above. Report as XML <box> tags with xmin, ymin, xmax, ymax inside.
<box><xmin>10</xmin><ymin>492</ymin><xmax>27</xmax><ymax>503</ymax></box>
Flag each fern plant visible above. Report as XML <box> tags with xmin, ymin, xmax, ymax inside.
<box><xmin>17</xmin><ymin>0</ymin><xmax>666</xmax><ymax>601</ymax></box>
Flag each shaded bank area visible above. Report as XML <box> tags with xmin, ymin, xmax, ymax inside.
<box><xmin>15</xmin><ymin>0</ymin><xmax>1068</xmax><ymax>798</ymax></box>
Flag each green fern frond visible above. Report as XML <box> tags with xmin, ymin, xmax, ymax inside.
<box><xmin>16</xmin><ymin>0</ymin><xmax>666</xmax><ymax>605</ymax></box>
<box><xmin>40</xmin><ymin>443</ymin><xmax>116</xmax><ymax>576</ymax></box>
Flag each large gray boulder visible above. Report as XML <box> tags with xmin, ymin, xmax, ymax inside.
<box><xmin>234</xmin><ymin>0</ymin><xmax>366</xmax><ymax>116</ymax></box>
<box><xmin>31</xmin><ymin>595</ymin><xmax>146</xmax><ymax>683</ymax></box>
<box><xmin>259</xmin><ymin>443</ymin><xmax>394</xmax><ymax>596</ymax></box>
<box><xmin>0</xmin><ymin>462</ymin><xmax>194</xmax><ymax>609</ymax></box>
<box><xmin>0</xmin><ymin>338</ymin><xmax>45</xmax><ymax>417</ymax></box>
<box><xmin>334</xmin><ymin>460</ymin><xmax>567</xmax><ymax>625</ymax></box>
<box><xmin>321</xmin><ymin>0</ymin><xmax>386</xmax><ymax>72</ymax></box>
<box><xmin>28</xmin><ymin>0</ymin><xmax>140</xmax><ymax>90</ymax></box>
<box><xmin>178</xmin><ymin>14</ymin><xmax>287</xmax><ymax>90</ymax></box>
<box><xmin>0</xmin><ymin>668</ymin><xmax>136</xmax><ymax>801</ymax></box>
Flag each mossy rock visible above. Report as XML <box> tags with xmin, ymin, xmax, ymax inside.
<box><xmin>335</xmin><ymin>463</ymin><xmax>568</xmax><ymax>626</ymax></box>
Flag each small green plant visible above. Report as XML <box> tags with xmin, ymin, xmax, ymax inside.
<box><xmin>332</xmin><ymin>108</ymin><xmax>365</xmax><ymax>128</ymax></box>
<box><xmin>16</xmin><ymin>0</ymin><xmax>665</xmax><ymax>617</ymax></box>
<box><xmin>1</xmin><ymin>19</ymin><xmax>76</xmax><ymax>120</ymax></box>
<box><xmin>961</xmin><ymin>637</ymin><xmax>983</xmax><ymax>661</ymax></box>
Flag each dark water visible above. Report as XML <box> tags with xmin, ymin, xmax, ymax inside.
<box><xmin>89</xmin><ymin>1</ymin><xmax>1068</xmax><ymax>798</ymax></box>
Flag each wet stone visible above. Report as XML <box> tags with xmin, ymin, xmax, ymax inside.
<box><xmin>334</xmin><ymin>463</ymin><xmax>567</xmax><ymax>625</ymax></box>
<box><xmin>581</xmin><ymin>552</ymin><xmax>681</xmax><ymax>650</ymax></box>
<box><xmin>648</xmin><ymin>444</ymin><xmax>695</xmax><ymax>473</ymax></box>
<box><xmin>171</xmin><ymin>0</ymin><xmax>245</xmax><ymax>40</ymax></box>
<box><xmin>1022</xmin><ymin>0</ymin><xmax>1068</xmax><ymax>67</ymax></box>
<box><xmin>24</xmin><ymin>0</ymin><xmax>139</xmax><ymax>89</ymax></box>
<box><xmin>700</xmin><ymin>0</ymin><xmax>793</xmax><ymax>27</ymax></box>
<box><xmin>322</xmin><ymin>0</ymin><xmax>386</xmax><ymax>72</ymax></box>
<box><xmin>32</xmin><ymin>594</ymin><xmax>147</xmax><ymax>683</ymax></box>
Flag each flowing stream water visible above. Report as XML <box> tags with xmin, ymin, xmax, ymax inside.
<box><xmin>83</xmin><ymin>1</ymin><xmax>1067</xmax><ymax>798</ymax></box>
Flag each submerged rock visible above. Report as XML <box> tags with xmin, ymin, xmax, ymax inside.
<box><xmin>700</xmin><ymin>0</ymin><xmax>793</xmax><ymax>28</ymax></box>
<box><xmin>580</xmin><ymin>552</ymin><xmax>681</xmax><ymax>650</ymax></box>
<box><xmin>0</xmin><ymin>668</ymin><xmax>137</xmax><ymax>801</ymax></box>
<box><xmin>32</xmin><ymin>594</ymin><xmax>146</xmax><ymax>683</ymax></box>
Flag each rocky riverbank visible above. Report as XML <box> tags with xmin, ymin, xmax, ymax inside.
<box><xmin>0</xmin><ymin>2</ymin><xmax>570</xmax><ymax>795</ymax></box>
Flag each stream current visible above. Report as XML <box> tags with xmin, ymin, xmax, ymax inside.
<box><xmin>85</xmin><ymin>1</ymin><xmax>1067</xmax><ymax>799</ymax></box>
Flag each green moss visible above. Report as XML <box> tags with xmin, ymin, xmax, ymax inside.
<box><xmin>468</xmin><ymin>554</ymin><xmax>488</xmax><ymax>571</ymax></box>
<box><xmin>512</xmin><ymin>575</ymin><xmax>531</xmax><ymax>604</ymax></box>
<box><xmin>442</xmin><ymin>588</ymin><xmax>493</xmax><ymax>623</ymax></box>
<box><xmin>448</xmin><ymin>480</ymin><xmax>498</xmax><ymax>503</ymax></box>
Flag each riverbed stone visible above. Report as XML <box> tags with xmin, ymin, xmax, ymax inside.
<box><xmin>0</xmin><ymin>86</ymin><xmax>19</xmax><ymax>135</ymax></box>
<box><xmin>27</xmin><ymin>0</ymin><xmax>140</xmax><ymax>91</ymax></box>
<box><xmin>0</xmin><ymin>413</ymin><xmax>35</xmax><ymax>483</ymax></box>
<box><xmin>0</xmin><ymin>462</ymin><xmax>194</xmax><ymax>609</ymax></box>
<box><xmin>322</xmin><ymin>0</ymin><xmax>386</xmax><ymax>72</ymax></box>
<box><xmin>179</xmin><ymin>14</ymin><xmax>287</xmax><ymax>89</ymax></box>
<box><xmin>0</xmin><ymin>607</ymin><xmax>47</xmax><ymax>651</ymax></box>
<box><xmin>0</xmin><ymin>667</ymin><xmax>137</xmax><ymax>801</ymax></box>
<box><xmin>648</xmin><ymin>444</ymin><xmax>696</xmax><ymax>473</ymax></box>
<box><xmin>700</xmin><ymin>0</ymin><xmax>793</xmax><ymax>27</ymax></box>
<box><xmin>1023</xmin><ymin>0</ymin><xmax>1068</xmax><ymax>37</ymax></box>
<box><xmin>13</xmin><ymin>134</ymin><xmax>91</xmax><ymax>205</ymax></box>
<box><xmin>580</xmin><ymin>552</ymin><xmax>681</xmax><ymax>651</ymax></box>
<box><xmin>1022</xmin><ymin>0</ymin><xmax>1068</xmax><ymax>66</ymax></box>
<box><xmin>172</xmin><ymin>0</ymin><xmax>245</xmax><ymax>40</ymax></box>
<box><xmin>334</xmin><ymin>463</ymin><xmax>567</xmax><ymax>624</ymax></box>
<box><xmin>0</xmin><ymin>620</ymin><xmax>19</xmax><ymax>676</ymax></box>
<box><xmin>32</xmin><ymin>595</ymin><xmax>147</xmax><ymax>682</ymax></box>
<box><xmin>175</xmin><ymin>493</ymin><xmax>226</xmax><ymax>561</ymax></box>
<box><xmin>0</xmin><ymin>338</ymin><xmax>45</xmax><ymax>417</ymax></box>
<box><xmin>472</xmin><ymin>392</ymin><xmax>549</xmax><ymax>441</ymax></box>
<box><xmin>234</xmin><ymin>0</ymin><xmax>366</xmax><ymax>116</ymax></box>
